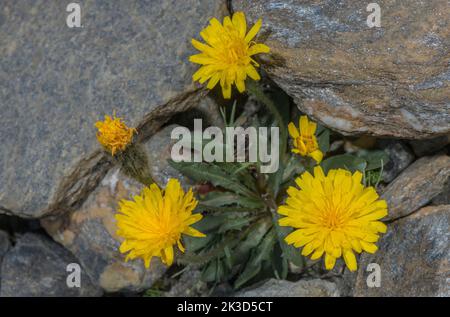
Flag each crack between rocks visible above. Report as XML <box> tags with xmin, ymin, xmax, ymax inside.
<box><xmin>39</xmin><ymin>87</ymin><xmax>207</xmax><ymax>221</ymax></box>
<box><xmin>0</xmin><ymin>206</ymin><xmax>15</xmax><ymax>217</ymax></box>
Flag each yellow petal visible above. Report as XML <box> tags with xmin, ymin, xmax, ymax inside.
<box><xmin>189</xmin><ymin>54</ymin><xmax>216</xmax><ymax>65</ymax></box>
<box><xmin>299</xmin><ymin>116</ymin><xmax>310</xmax><ymax>136</ymax></box>
<box><xmin>236</xmin><ymin>79</ymin><xmax>246</xmax><ymax>93</ymax></box>
<box><xmin>313</xmin><ymin>165</ymin><xmax>325</xmax><ymax>179</ymax></box>
<box><xmin>206</xmin><ymin>72</ymin><xmax>221</xmax><ymax>89</ymax></box>
<box><xmin>343</xmin><ymin>249</ymin><xmax>357</xmax><ymax>271</ymax></box>
<box><xmin>248</xmin><ymin>43</ymin><xmax>270</xmax><ymax>56</ymax></box>
<box><xmin>232</xmin><ymin>11</ymin><xmax>247</xmax><ymax>38</ymax></box>
<box><xmin>184</xmin><ymin>226</ymin><xmax>206</xmax><ymax>238</ymax></box>
<box><xmin>177</xmin><ymin>240</ymin><xmax>185</xmax><ymax>253</ymax></box>
<box><xmin>310</xmin><ymin>245</ymin><xmax>324</xmax><ymax>260</ymax></box>
<box><xmin>245</xmin><ymin>18</ymin><xmax>262</xmax><ymax>43</ymax></box>
<box><xmin>163</xmin><ymin>246</ymin><xmax>174</xmax><ymax>266</ymax></box>
<box><xmin>221</xmin><ymin>82</ymin><xmax>232</xmax><ymax>99</ymax></box>
<box><xmin>288</xmin><ymin>122</ymin><xmax>300</xmax><ymax>138</ymax></box>
<box><xmin>360</xmin><ymin>241</ymin><xmax>378</xmax><ymax>254</ymax></box>
<box><xmin>309</xmin><ymin>150</ymin><xmax>323</xmax><ymax>164</ymax></box>
<box><xmin>324</xmin><ymin>253</ymin><xmax>336</xmax><ymax>270</ymax></box>
<box><xmin>246</xmin><ymin>64</ymin><xmax>261</xmax><ymax>81</ymax></box>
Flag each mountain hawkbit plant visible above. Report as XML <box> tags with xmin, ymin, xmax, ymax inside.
<box><xmin>101</xmin><ymin>11</ymin><xmax>389</xmax><ymax>291</ymax></box>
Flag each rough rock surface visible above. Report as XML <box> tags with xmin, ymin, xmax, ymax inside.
<box><xmin>0</xmin><ymin>233</ymin><xmax>102</xmax><ymax>296</ymax></box>
<box><xmin>166</xmin><ymin>268</ymin><xmax>208</xmax><ymax>297</ymax></box>
<box><xmin>41</xmin><ymin>167</ymin><xmax>167</xmax><ymax>293</ymax></box>
<box><xmin>432</xmin><ymin>179</ymin><xmax>450</xmax><ymax>205</ymax></box>
<box><xmin>0</xmin><ymin>0</ymin><xmax>226</xmax><ymax>218</ymax></box>
<box><xmin>233</xmin><ymin>0</ymin><xmax>450</xmax><ymax>138</ymax></box>
<box><xmin>144</xmin><ymin>125</ymin><xmax>192</xmax><ymax>188</ymax></box>
<box><xmin>382</xmin><ymin>154</ymin><xmax>450</xmax><ymax>220</ymax></box>
<box><xmin>0</xmin><ymin>230</ymin><xmax>10</xmax><ymax>290</ymax></box>
<box><xmin>409</xmin><ymin>135</ymin><xmax>450</xmax><ymax>157</ymax></box>
<box><xmin>0</xmin><ymin>231</ymin><xmax>10</xmax><ymax>259</ymax></box>
<box><xmin>236</xmin><ymin>278</ymin><xmax>340</xmax><ymax>297</ymax></box>
<box><xmin>354</xmin><ymin>205</ymin><xmax>449</xmax><ymax>297</ymax></box>
<box><xmin>378</xmin><ymin>140</ymin><xmax>415</xmax><ymax>183</ymax></box>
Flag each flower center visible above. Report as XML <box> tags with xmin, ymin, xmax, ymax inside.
<box><xmin>320</xmin><ymin>205</ymin><xmax>348</xmax><ymax>231</ymax></box>
<box><xmin>224</xmin><ymin>38</ymin><xmax>248</xmax><ymax>66</ymax></box>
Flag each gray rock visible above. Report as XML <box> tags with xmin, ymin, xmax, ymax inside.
<box><xmin>236</xmin><ymin>278</ymin><xmax>340</xmax><ymax>297</ymax></box>
<box><xmin>233</xmin><ymin>0</ymin><xmax>450</xmax><ymax>139</ymax></box>
<box><xmin>0</xmin><ymin>233</ymin><xmax>102</xmax><ymax>296</ymax></box>
<box><xmin>144</xmin><ymin>125</ymin><xmax>193</xmax><ymax>188</ymax></box>
<box><xmin>382</xmin><ymin>154</ymin><xmax>450</xmax><ymax>220</ymax></box>
<box><xmin>432</xmin><ymin>179</ymin><xmax>450</xmax><ymax>205</ymax></box>
<box><xmin>166</xmin><ymin>268</ymin><xmax>208</xmax><ymax>297</ymax></box>
<box><xmin>41</xmin><ymin>167</ymin><xmax>167</xmax><ymax>293</ymax></box>
<box><xmin>0</xmin><ymin>0</ymin><xmax>226</xmax><ymax>218</ymax></box>
<box><xmin>0</xmin><ymin>231</ymin><xmax>9</xmax><ymax>259</ymax></box>
<box><xmin>354</xmin><ymin>205</ymin><xmax>450</xmax><ymax>297</ymax></box>
<box><xmin>409</xmin><ymin>135</ymin><xmax>450</xmax><ymax>157</ymax></box>
<box><xmin>171</xmin><ymin>96</ymin><xmax>225</xmax><ymax>129</ymax></box>
<box><xmin>378</xmin><ymin>140</ymin><xmax>415</xmax><ymax>183</ymax></box>
<box><xmin>0</xmin><ymin>230</ymin><xmax>10</xmax><ymax>290</ymax></box>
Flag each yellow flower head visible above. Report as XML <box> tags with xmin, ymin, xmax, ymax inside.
<box><xmin>189</xmin><ymin>11</ymin><xmax>270</xmax><ymax>99</ymax></box>
<box><xmin>288</xmin><ymin>116</ymin><xmax>323</xmax><ymax>163</ymax></box>
<box><xmin>116</xmin><ymin>179</ymin><xmax>205</xmax><ymax>268</ymax></box>
<box><xmin>278</xmin><ymin>166</ymin><xmax>388</xmax><ymax>271</ymax></box>
<box><xmin>95</xmin><ymin>113</ymin><xmax>136</xmax><ymax>156</ymax></box>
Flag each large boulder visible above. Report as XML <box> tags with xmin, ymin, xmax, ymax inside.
<box><xmin>353</xmin><ymin>205</ymin><xmax>449</xmax><ymax>297</ymax></box>
<box><xmin>0</xmin><ymin>233</ymin><xmax>102</xmax><ymax>296</ymax></box>
<box><xmin>233</xmin><ymin>0</ymin><xmax>450</xmax><ymax>139</ymax></box>
<box><xmin>382</xmin><ymin>154</ymin><xmax>450</xmax><ymax>220</ymax></box>
<box><xmin>0</xmin><ymin>0</ymin><xmax>226</xmax><ymax>218</ymax></box>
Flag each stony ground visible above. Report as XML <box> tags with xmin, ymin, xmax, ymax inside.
<box><xmin>0</xmin><ymin>0</ymin><xmax>449</xmax><ymax>297</ymax></box>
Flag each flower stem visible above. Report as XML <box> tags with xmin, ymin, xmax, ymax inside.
<box><xmin>246</xmin><ymin>80</ymin><xmax>287</xmax><ymax>164</ymax></box>
<box><xmin>114</xmin><ymin>143</ymin><xmax>154</xmax><ymax>186</ymax></box>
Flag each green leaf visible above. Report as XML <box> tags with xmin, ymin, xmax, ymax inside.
<box><xmin>232</xmin><ymin>220</ymin><xmax>271</xmax><ymax>265</ymax></box>
<box><xmin>317</xmin><ymin>128</ymin><xmax>330</xmax><ymax>153</ymax></box>
<box><xmin>214</xmin><ymin>162</ymin><xmax>257</xmax><ymax>191</ymax></box>
<box><xmin>183</xmin><ymin>234</ymin><xmax>212</xmax><ymax>253</ymax></box>
<box><xmin>201</xmin><ymin>260</ymin><xmax>218</xmax><ymax>282</ymax></box>
<box><xmin>321</xmin><ymin>154</ymin><xmax>367</xmax><ymax>173</ymax></box>
<box><xmin>252</xmin><ymin>228</ymin><xmax>276</xmax><ymax>264</ymax></box>
<box><xmin>200</xmin><ymin>192</ymin><xmax>239</xmax><ymax>207</ymax></box>
<box><xmin>218</xmin><ymin>215</ymin><xmax>256</xmax><ymax>233</ymax></box>
<box><xmin>201</xmin><ymin>191</ymin><xmax>265</xmax><ymax>210</ymax></box>
<box><xmin>356</xmin><ymin>150</ymin><xmax>389</xmax><ymax>171</ymax></box>
<box><xmin>271</xmin><ymin>243</ymin><xmax>289</xmax><ymax>280</ymax></box>
<box><xmin>234</xmin><ymin>227</ymin><xmax>278</xmax><ymax>289</ymax></box>
<box><xmin>233</xmin><ymin>261</ymin><xmax>261</xmax><ymax>289</ymax></box>
<box><xmin>274</xmin><ymin>224</ymin><xmax>304</xmax><ymax>267</ymax></box>
<box><xmin>180</xmin><ymin>232</ymin><xmax>241</xmax><ymax>266</ymax></box>
<box><xmin>282</xmin><ymin>155</ymin><xmax>305</xmax><ymax>182</ymax></box>
<box><xmin>169</xmin><ymin>161</ymin><xmax>257</xmax><ymax>198</ymax></box>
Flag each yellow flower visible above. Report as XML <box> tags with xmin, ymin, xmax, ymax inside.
<box><xmin>95</xmin><ymin>113</ymin><xmax>136</xmax><ymax>156</ymax></box>
<box><xmin>116</xmin><ymin>179</ymin><xmax>205</xmax><ymax>268</ymax></box>
<box><xmin>278</xmin><ymin>166</ymin><xmax>388</xmax><ymax>271</ymax></box>
<box><xmin>189</xmin><ymin>11</ymin><xmax>270</xmax><ymax>99</ymax></box>
<box><xmin>288</xmin><ymin>116</ymin><xmax>323</xmax><ymax>163</ymax></box>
